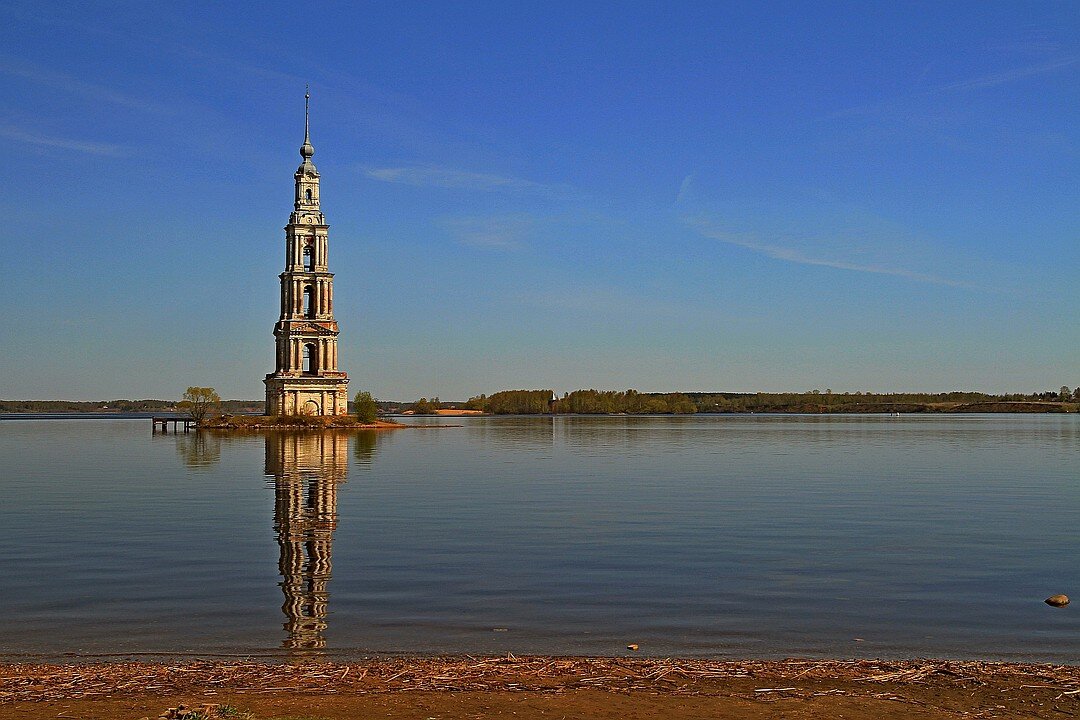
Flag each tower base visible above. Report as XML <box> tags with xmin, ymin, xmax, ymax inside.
<box><xmin>264</xmin><ymin>373</ymin><xmax>350</xmax><ymax>416</ymax></box>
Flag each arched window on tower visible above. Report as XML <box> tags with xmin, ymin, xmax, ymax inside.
<box><xmin>303</xmin><ymin>343</ymin><xmax>318</xmax><ymax>374</ymax></box>
<box><xmin>303</xmin><ymin>245</ymin><xmax>314</xmax><ymax>271</ymax></box>
<box><xmin>302</xmin><ymin>285</ymin><xmax>315</xmax><ymax>318</ymax></box>
<box><xmin>306</xmin><ymin>188</ymin><xmax>312</xmax><ymax>202</ymax></box>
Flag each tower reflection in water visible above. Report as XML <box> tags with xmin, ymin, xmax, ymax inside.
<box><xmin>263</xmin><ymin>431</ymin><xmax>367</xmax><ymax>654</ymax></box>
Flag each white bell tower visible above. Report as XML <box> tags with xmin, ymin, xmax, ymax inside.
<box><xmin>264</xmin><ymin>91</ymin><xmax>349</xmax><ymax>416</ymax></box>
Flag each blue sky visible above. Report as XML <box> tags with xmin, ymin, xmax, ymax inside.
<box><xmin>0</xmin><ymin>1</ymin><xmax>1076</xmax><ymax>401</ymax></box>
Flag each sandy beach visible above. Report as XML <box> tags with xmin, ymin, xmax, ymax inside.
<box><xmin>3</xmin><ymin>656</ymin><xmax>1078</xmax><ymax>719</ymax></box>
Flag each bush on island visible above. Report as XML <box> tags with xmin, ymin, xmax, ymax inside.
<box><xmin>178</xmin><ymin>386</ymin><xmax>221</xmax><ymax>424</ymax></box>
<box><xmin>354</xmin><ymin>391</ymin><xmax>378</xmax><ymax>424</ymax></box>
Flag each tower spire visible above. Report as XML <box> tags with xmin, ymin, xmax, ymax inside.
<box><xmin>300</xmin><ymin>87</ymin><xmax>315</xmax><ymax>161</ymax></box>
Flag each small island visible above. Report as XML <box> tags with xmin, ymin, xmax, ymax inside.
<box><xmin>176</xmin><ymin>387</ymin><xmax>412</xmax><ymax>431</ymax></box>
<box><xmin>198</xmin><ymin>415</ymin><xmax>408</xmax><ymax>429</ymax></box>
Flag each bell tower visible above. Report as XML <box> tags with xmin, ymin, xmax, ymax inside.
<box><xmin>264</xmin><ymin>91</ymin><xmax>350</xmax><ymax>416</ymax></box>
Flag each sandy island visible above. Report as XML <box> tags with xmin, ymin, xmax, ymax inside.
<box><xmin>198</xmin><ymin>413</ymin><xmax>482</xmax><ymax>429</ymax></box>
<box><xmin>2</xmin><ymin>656</ymin><xmax>1078</xmax><ymax>719</ymax></box>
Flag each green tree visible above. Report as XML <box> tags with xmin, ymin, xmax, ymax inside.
<box><xmin>354</xmin><ymin>391</ymin><xmax>379</xmax><ymax>423</ymax></box>
<box><xmin>1061</xmin><ymin>386</ymin><xmax>1072</xmax><ymax>401</ymax></box>
<box><xmin>178</xmin><ymin>386</ymin><xmax>220</xmax><ymax>424</ymax></box>
<box><xmin>409</xmin><ymin>397</ymin><xmax>440</xmax><ymax>415</ymax></box>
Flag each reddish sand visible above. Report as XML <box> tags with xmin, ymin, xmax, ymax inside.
<box><xmin>2</xmin><ymin>657</ymin><xmax>1078</xmax><ymax>719</ymax></box>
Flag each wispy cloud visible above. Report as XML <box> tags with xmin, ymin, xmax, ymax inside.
<box><xmin>166</xmin><ymin>43</ymin><xmax>308</xmax><ymax>87</ymax></box>
<box><xmin>823</xmin><ymin>54</ymin><xmax>1079</xmax><ymax>120</ymax></box>
<box><xmin>939</xmin><ymin>55</ymin><xmax>1080</xmax><ymax>92</ymax></box>
<box><xmin>438</xmin><ymin>214</ymin><xmax>533</xmax><ymax>250</ymax></box>
<box><xmin>688</xmin><ymin>218</ymin><xmax>964</xmax><ymax>287</ymax></box>
<box><xmin>0</xmin><ymin>125</ymin><xmax>122</xmax><ymax>156</ymax></box>
<box><xmin>0</xmin><ymin>59</ymin><xmax>165</xmax><ymax>113</ymax></box>
<box><xmin>675</xmin><ymin>174</ymin><xmax>695</xmax><ymax>205</ymax></box>
<box><xmin>363</xmin><ymin>163</ymin><xmax>557</xmax><ymax>193</ymax></box>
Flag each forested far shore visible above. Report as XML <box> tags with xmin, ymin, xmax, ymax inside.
<box><xmin>452</xmin><ymin>388</ymin><xmax>1080</xmax><ymax>415</ymax></box>
<box><xmin>0</xmin><ymin>399</ymin><xmax>263</xmax><ymax>414</ymax></box>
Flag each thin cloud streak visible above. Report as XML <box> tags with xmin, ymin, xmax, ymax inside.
<box><xmin>823</xmin><ymin>54</ymin><xmax>1079</xmax><ymax>120</ymax></box>
<box><xmin>363</xmin><ymin>164</ymin><xmax>555</xmax><ymax>193</ymax></box>
<box><xmin>0</xmin><ymin>125</ymin><xmax>122</xmax><ymax>155</ymax></box>
<box><xmin>167</xmin><ymin>43</ymin><xmax>305</xmax><ymax>86</ymax></box>
<box><xmin>939</xmin><ymin>55</ymin><xmax>1079</xmax><ymax>91</ymax></box>
<box><xmin>0</xmin><ymin>59</ymin><xmax>166</xmax><ymax>113</ymax></box>
<box><xmin>675</xmin><ymin>174</ymin><xmax>695</xmax><ymax>205</ymax></box>
<box><xmin>689</xmin><ymin>219</ymin><xmax>965</xmax><ymax>287</ymax></box>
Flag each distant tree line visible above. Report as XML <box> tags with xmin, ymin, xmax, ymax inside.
<box><xmin>0</xmin><ymin>398</ymin><xmax>261</xmax><ymax>413</ymax></box>
<box><xmin>461</xmin><ymin>389</ymin><xmax>705</xmax><ymax>414</ymax></box>
<box><xmin>465</xmin><ymin>390</ymin><xmax>554</xmax><ymax>414</ymax></box>
<box><xmin>700</xmin><ymin>388</ymin><xmax>1080</xmax><ymax>413</ymax></box>
<box><xmin>454</xmin><ymin>387</ymin><xmax>1080</xmax><ymax>415</ymax></box>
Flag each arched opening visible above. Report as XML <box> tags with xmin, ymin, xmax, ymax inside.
<box><xmin>305</xmin><ymin>188</ymin><xmax>312</xmax><ymax>202</ymax></box>
<box><xmin>302</xmin><ymin>285</ymin><xmax>315</xmax><ymax>318</ymax></box>
<box><xmin>303</xmin><ymin>343</ymin><xmax>318</xmax><ymax>374</ymax></box>
<box><xmin>303</xmin><ymin>245</ymin><xmax>314</xmax><ymax>271</ymax></box>
<box><xmin>303</xmin><ymin>399</ymin><xmax>321</xmax><ymax>415</ymax></box>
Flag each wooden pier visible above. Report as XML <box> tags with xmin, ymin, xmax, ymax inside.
<box><xmin>152</xmin><ymin>417</ymin><xmax>196</xmax><ymax>433</ymax></box>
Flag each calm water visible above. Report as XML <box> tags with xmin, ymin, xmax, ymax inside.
<box><xmin>0</xmin><ymin>414</ymin><xmax>1077</xmax><ymax>662</ymax></box>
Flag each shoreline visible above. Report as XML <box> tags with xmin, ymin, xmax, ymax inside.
<box><xmin>3</xmin><ymin>403</ymin><xmax>1077</xmax><ymax>419</ymax></box>
<box><xmin>2</xmin><ymin>656</ymin><xmax>1077</xmax><ymax>718</ymax></box>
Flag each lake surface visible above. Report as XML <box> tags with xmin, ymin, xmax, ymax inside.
<box><xmin>0</xmin><ymin>414</ymin><xmax>1076</xmax><ymax>662</ymax></box>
